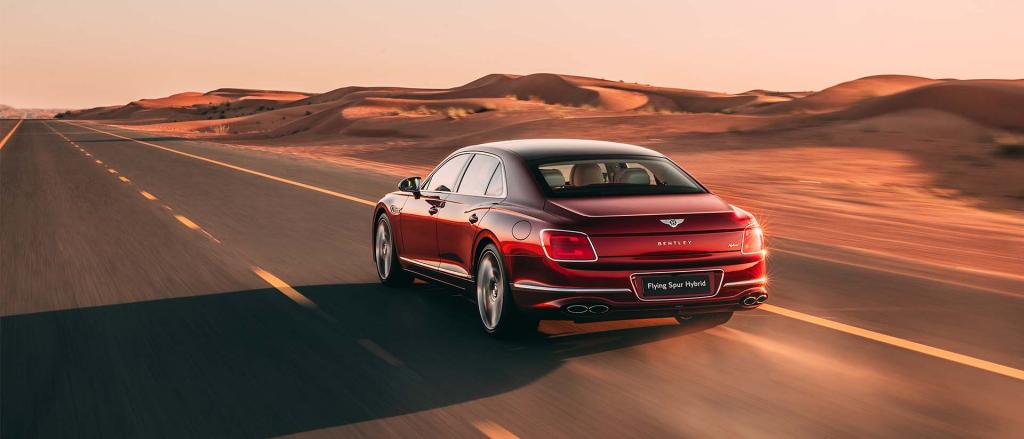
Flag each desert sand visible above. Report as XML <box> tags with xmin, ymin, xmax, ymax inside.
<box><xmin>63</xmin><ymin>73</ymin><xmax>1024</xmax><ymax>278</ymax></box>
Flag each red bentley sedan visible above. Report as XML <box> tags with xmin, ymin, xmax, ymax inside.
<box><xmin>372</xmin><ymin>139</ymin><xmax>767</xmax><ymax>336</ymax></box>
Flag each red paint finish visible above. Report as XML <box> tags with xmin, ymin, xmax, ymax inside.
<box><xmin>373</xmin><ymin>139</ymin><xmax>768</xmax><ymax>321</ymax></box>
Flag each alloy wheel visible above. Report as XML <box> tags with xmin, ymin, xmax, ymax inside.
<box><xmin>476</xmin><ymin>251</ymin><xmax>504</xmax><ymax>331</ymax></box>
<box><xmin>374</xmin><ymin>218</ymin><xmax>392</xmax><ymax>279</ymax></box>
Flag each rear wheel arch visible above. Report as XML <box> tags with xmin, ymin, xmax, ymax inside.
<box><xmin>471</xmin><ymin>231</ymin><xmax>499</xmax><ymax>281</ymax></box>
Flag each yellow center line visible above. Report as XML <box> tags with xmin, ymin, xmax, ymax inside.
<box><xmin>759</xmin><ymin>304</ymin><xmax>1024</xmax><ymax>380</ymax></box>
<box><xmin>173</xmin><ymin>214</ymin><xmax>221</xmax><ymax>243</ymax></box>
<box><xmin>0</xmin><ymin>119</ymin><xmax>25</xmax><ymax>150</ymax></box>
<box><xmin>119</xmin><ymin>176</ymin><xmax>131</xmax><ymax>183</ymax></box>
<box><xmin>139</xmin><ymin>190</ymin><xmax>158</xmax><ymax>200</ymax></box>
<box><xmin>107</xmin><ymin>168</ymin><xmax>118</xmax><ymax>174</ymax></box>
<box><xmin>95</xmin><ymin>160</ymin><xmax>103</xmax><ymax>164</ymax></box>
<box><xmin>174</xmin><ymin>214</ymin><xmax>201</xmax><ymax>230</ymax></box>
<box><xmin>472</xmin><ymin>420</ymin><xmax>520</xmax><ymax>439</ymax></box>
<box><xmin>251</xmin><ymin>267</ymin><xmax>318</xmax><ymax>309</ymax></box>
<box><xmin>66</xmin><ymin>122</ymin><xmax>377</xmax><ymax>207</ymax></box>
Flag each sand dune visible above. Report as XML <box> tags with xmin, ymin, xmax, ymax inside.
<box><xmin>66</xmin><ymin>73</ymin><xmax>1019</xmax><ymax>126</ymax></box>
<box><xmin>832</xmin><ymin>80</ymin><xmax>1024</xmax><ymax>130</ymax></box>
<box><xmin>64</xmin><ymin>89</ymin><xmax>313</xmax><ymax>123</ymax></box>
<box><xmin>754</xmin><ymin>75</ymin><xmax>941</xmax><ymax>114</ymax></box>
<box><xmin>404</xmin><ymin>73</ymin><xmax>601</xmax><ymax>106</ymax></box>
<box><xmin>205</xmin><ymin>88</ymin><xmax>310</xmax><ymax>101</ymax></box>
<box><xmin>64</xmin><ymin>72</ymin><xmax>861</xmax><ymax>125</ymax></box>
<box><xmin>64</xmin><ymin>73</ymin><xmax>1024</xmax><ymax>139</ymax></box>
<box><xmin>135</xmin><ymin>92</ymin><xmax>231</xmax><ymax>108</ymax></box>
<box><xmin>286</xmin><ymin>86</ymin><xmax>431</xmax><ymax>106</ymax></box>
<box><xmin>274</xmin><ymin>73</ymin><xmax>771</xmax><ymax>114</ymax></box>
<box><xmin>742</xmin><ymin>89</ymin><xmax>812</xmax><ymax>99</ymax></box>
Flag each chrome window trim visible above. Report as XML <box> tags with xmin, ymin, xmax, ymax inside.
<box><xmin>628</xmin><ymin>268</ymin><xmax>725</xmax><ymax>302</ymax></box>
<box><xmin>539</xmin><ymin>228</ymin><xmax>599</xmax><ymax>262</ymax></box>
<box><xmin>454</xmin><ymin>151</ymin><xmax>508</xmax><ymax>199</ymax></box>
<box><xmin>420</xmin><ymin>151</ymin><xmax>508</xmax><ymax>199</ymax></box>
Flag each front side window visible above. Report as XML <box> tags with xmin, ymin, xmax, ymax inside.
<box><xmin>534</xmin><ymin>156</ymin><xmax>705</xmax><ymax>197</ymax></box>
<box><xmin>457</xmin><ymin>154</ymin><xmax>501</xmax><ymax>196</ymax></box>
<box><xmin>424</xmin><ymin>154</ymin><xmax>470</xmax><ymax>192</ymax></box>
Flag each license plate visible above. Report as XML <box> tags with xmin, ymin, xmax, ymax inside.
<box><xmin>640</xmin><ymin>273</ymin><xmax>713</xmax><ymax>297</ymax></box>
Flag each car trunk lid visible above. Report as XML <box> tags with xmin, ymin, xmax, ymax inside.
<box><xmin>545</xmin><ymin>194</ymin><xmax>750</xmax><ymax>257</ymax></box>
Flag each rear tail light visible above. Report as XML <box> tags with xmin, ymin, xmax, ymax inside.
<box><xmin>741</xmin><ymin>225</ymin><xmax>764</xmax><ymax>255</ymax></box>
<box><xmin>541</xmin><ymin>229</ymin><xmax>598</xmax><ymax>262</ymax></box>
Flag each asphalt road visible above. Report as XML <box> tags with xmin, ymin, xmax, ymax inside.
<box><xmin>1</xmin><ymin>119</ymin><xmax>1022</xmax><ymax>438</ymax></box>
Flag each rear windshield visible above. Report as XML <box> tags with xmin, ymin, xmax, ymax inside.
<box><xmin>534</xmin><ymin>156</ymin><xmax>706</xmax><ymax>197</ymax></box>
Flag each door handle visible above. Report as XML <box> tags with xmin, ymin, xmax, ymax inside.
<box><xmin>428</xmin><ymin>206</ymin><xmax>439</xmax><ymax>215</ymax></box>
<box><xmin>468</xmin><ymin>213</ymin><xmax>479</xmax><ymax>224</ymax></box>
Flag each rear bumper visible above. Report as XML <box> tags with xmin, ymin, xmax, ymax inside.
<box><xmin>507</xmin><ymin>253</ymin><xmax>767</xmax><ymax>320</ymax></box>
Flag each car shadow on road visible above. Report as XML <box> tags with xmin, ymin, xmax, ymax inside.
<box><xmin>1</xmin><ymin>282</ymin><xmax>724</xmax><ymax>438</ymax></box>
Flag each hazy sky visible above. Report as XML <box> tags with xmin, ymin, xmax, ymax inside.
<box><xmin>2</xmin><ymin>0</ymin><xmax>1021</xmax><ymax>108</ymax></box>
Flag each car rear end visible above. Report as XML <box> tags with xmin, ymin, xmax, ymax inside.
<box><xmin>506</xmin><ymin>154</ymin><xmax>767</xmax><ymax>321</ymax></box>
<box><xmin>509</xmin><ymin>200</ymin><xmax>766</xmax><ymax>320</ymax></box>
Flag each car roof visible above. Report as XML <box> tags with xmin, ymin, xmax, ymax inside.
<box><xmin>459</xmin><ymin>139</ymin><xmax>664</xmax><ymax>161</ymax></box>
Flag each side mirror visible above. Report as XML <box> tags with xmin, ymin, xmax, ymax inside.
<box><xmin>399</xmin><ymin>176</ymin><xmax>422</xmax><ymax>197</ymax></box>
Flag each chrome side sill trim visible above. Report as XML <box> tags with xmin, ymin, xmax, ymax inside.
<box><xmin>399</xmin><ymin>256</ymin><xmax>472</xmax><ymax>279</ymax></box>
<box><xmin>511</xmin><ymin>283</ymin><xmax>631</xmax><ymax>293</ymax></box>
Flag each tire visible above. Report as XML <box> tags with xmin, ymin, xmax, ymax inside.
<box><xmin>675</xmin><ymin>311</ymin><xmax>733</xmax><ymax>327</ymax></box>
<box><xmin>374</xmin><ymin>214</ymin><xmax>413</xmax><ymax>287</ymax></box>
<box><xmin>475</xmin><ymin>244</ymin><xmax>539</xmax><ymax>337</ymax></box>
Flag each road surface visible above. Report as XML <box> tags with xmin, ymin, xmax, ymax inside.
<box><xmin>1</xmin><ymin>119</ymin><xmax>1022</xmax><ymax>438</ymax></box>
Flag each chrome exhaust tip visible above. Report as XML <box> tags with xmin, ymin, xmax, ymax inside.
<box><xmin>566</xmin><ymin>304</ymin><xmax>589</xmax><ymax>314</ymax></box>
<box><xmin>741</xmin><ymin>296</ymin><xmax>759</xmax><ymax>307</ymax></box>
<box><xmin>588</xmin><ymin>304</ymin><xmax>610</xmax><ymax>314</ymax></box>
<box><xmin>755</xmin><ymin>294</ymin><xmax>768</xmax><ymax>304</ymax></box>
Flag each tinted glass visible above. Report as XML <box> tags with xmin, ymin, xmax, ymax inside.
<box><xmin>485</xmin><ymin>165</ymin><xmax>505</xmax><ymax>196</ymax></box>
<box><xmin>457</xmin><ymin>154</ymin><xmax>501</xmax><ymax>196</ymax></box>
<box><xmin>535</xmin><ymin>156</ymin><xmax>705</xmax><ymax>197</ymax></box>
<box><xmin>425</xmin><ymin>154</ymin><xmax>470</xmax><ymax>192</ymax></box>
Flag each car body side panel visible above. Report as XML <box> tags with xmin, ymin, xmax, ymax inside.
<box><xmin>399</xmin><ymin>193</ymin><xmax>445</xmax><ymax>268</ymax></box>
<box><xmin>435</xmin><ymin>193</ymin><xmax>498</xmax><ymax>279</ymax></box>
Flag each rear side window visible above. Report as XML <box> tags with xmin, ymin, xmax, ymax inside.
<box><xmin>485</xmin><ymin>166</ymin><xmax>505</xmax><ymax>196</ymax></box>
<box><xmin>457</xmin><ymin>154</ymin><xmax>501</xmax><ymax>196</ymax></box>
<box><xmin>424</xmin><ymin>154</ymin><xmax>470</xmax><ymax>192</ymax></box>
